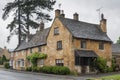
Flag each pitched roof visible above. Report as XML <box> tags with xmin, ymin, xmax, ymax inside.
<box><xmin>15</xmin><ymin>28</ymin><xmax>50</xmax><ymax>51</ymax></box>
<box><xmin>75</xmin><ymin>49</ymin><xmax>98</xmax><ymax>57</ymax></box>
<box><xmin>59</xmin><ymin>17</ymin><xmax>112</xmax><ymax>42</ymax></box>
<box><xmin>112</xmin><ymin>44</ymin><xmax>120</xmax><ymax>55</ymax></box>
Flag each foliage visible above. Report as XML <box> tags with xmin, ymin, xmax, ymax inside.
<box><xmin>93</xmin><ymin>57</ymin><xmax>117</xmax><ymax>73</ymax></box>
<box><xmin>94</xmin><ymin>57</ymin><xmax>108</xmax><ymax>73</ymax></box>
<box><xmin>26</xmin><ymin>65</ymin><xmax>70</xmax><ymax>75</ymax></box>
<box><xmin>40</xmin><ymin>66</ymin><xmax>53</xmax><ymax>73</ymax></box>
<box><xmin>26</xmin><ymin>67</ymin><xmax>32</xmax><ymax>71</ymax></box>
<box><xmin>4</xmin><ymin>62</ymin><xmax>10</xmax><ymax>69</ymax></box>
<box><xmin>0</xmin><ymin>55</ymin><xmax>7</xmax><ymax>65</ymax></box>
<box><xmin>116</xmin><ymin>37</ymin><xmax>120</xmax><ymax>44</ymax></box>
<box><xmin>111</xmin><ymin>58</ymin><xmax>116</xmax><ymax>71</ymax></box>
<box><xmin>40</xmin><ymin>66</ymin><xmax>70</xmax><ymax>75</ymax></box>
<box><xmin>32</xmin><ymin>66</ymin><xmax>41</xmax><ymax>72</ymax></box>
<box><xmin>2</xmin><ymin>0</ymin><xmax>56</xmax><ymax>42</ymax></box>
<box><xmin>26</xmin><ymin>52</ymin><xmax>47</xmax><ymax>67</ymax></box>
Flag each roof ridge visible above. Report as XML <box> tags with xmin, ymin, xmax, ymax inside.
<box><xmin>59</xmin><ymin>17</ymin><xmax>99</xmax><ymax>26</ymax></box>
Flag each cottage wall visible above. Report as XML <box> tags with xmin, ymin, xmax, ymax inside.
<box><xmin>46</xmin><ymin>18</ymin><xmax>75</xmax><ymax>71</ymax></box>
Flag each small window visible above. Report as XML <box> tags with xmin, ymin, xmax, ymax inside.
<box><xmin>54</xmin><ymin>27</ymin><xmax>59</xmax><ymax>35</ymax></box>
<box><xmin>22</xmin><ymin>50</ymin><xmax>25</xmax><ymax>55</ymax></box>
<box><xmin>16</xmin><ymin>52</ymin><xmax>18</xmax><ymax>56</ymax></box>
<box><xmin>11</xmin><ymin>52</ymin><xmax>13</xmax><ymax>57</ymax></box>
<box><xmin>40</xmin><ymin>59</ymin><xmax>44</xmax><ymax>65</ymax></box>
<box><xmin>55</xmin><ymin>59</ymin><xmax>64</xmax><ymax>66</ymax></box>
<box><xmin>57</xmin><ymin>41</ymin><xmax>62</xmax><ymax>50</ymax></box>
<box><xmin>38</xmin><ymin>47</ymin><xmax>41</xmax><ymax>52</ymax></box>
<box><xmin>81</xmin><ymin>40</ymin><xmax>86</xmax><ymax>49</ymax></box>
<box><xmin>30</xmin><ymin>48</ymin><xmax>32</xmax><ymax>53</ymax></box>
<box><xmin>99</xmin><ymin>42</ymin><xmax>104</xmax><ymax>50</ymax></box>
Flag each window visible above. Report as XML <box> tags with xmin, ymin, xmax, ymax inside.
<box><xmin>11</xmin><ymin>52</ymin><xmax>13</xmax><ymax>57</ymax></box>
<box><xmin>56</xmin><ymin>59</ymin><xmax>64</xmax><ymax>66</ymax></box>
<box><xmin>54</xmin><ymin>27</ymin><xmax>59</xmax><ymax>35</ymax></box>
<box><xmin>57</xmin><ymin>41</ymin><xmax>62</xmax><ymax>50</ymax></box>
<box><xmin>16</xmin><ymin>52</ymin><xmax>18</xmax><ymax>56</ymax></box>
<box><xmin>38</xmin><ymin>47</ymin><xmax>41</xmax><ymax>52</ymax></box>
<box><xmin>30</xmin><ymin>48</ymin><xmax>32</xmax><ymax>53</ymax></box>
<box><xmin>40</xmin><ymin>59</ymin><xmax>44</xmax><ymax>65</ymax></box>
<box><xmin>20</xmin><ymin>59</ymin><xmax>24</xmax><ymax>67</ymax></box>
<box><xmin>99</xmin><ymin>42</ymin><xmax>104</xmax><ymax>50</ymax></box>
<box><xmin>81</xmin><ymin>40</ymin><xmax>86</xmax><ymax>49</ymax></box>
<box><xmin>22</xmin><ymin>50</ymin><xmax>25</xmax><ymax>55</ymax></box>
<box><xmin>75</xmin><ymin>57</ymin><xmax>94</xmax><ymax>66</ymax></box>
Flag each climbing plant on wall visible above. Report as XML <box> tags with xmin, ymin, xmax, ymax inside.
<box><xmin>26</xmin><ymin>52</ymin><xmax>47</xmax><ymax>67</ymax></box>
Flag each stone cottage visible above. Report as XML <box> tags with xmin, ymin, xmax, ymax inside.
<box><xmin>12</xmin><ymin>9</ymin><xmax>112</xmax><ymax>73</ymax></box>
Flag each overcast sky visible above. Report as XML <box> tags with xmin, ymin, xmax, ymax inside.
<box><xmin>0</xmin><ymin>0</ymin><xmax>120</xmax><ymax>49</ymax></box>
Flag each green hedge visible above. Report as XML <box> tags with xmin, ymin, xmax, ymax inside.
<box><xmin>26</xmin><ymin>66</ymin><xmax>70</xmax><ymax>75</ymax></box>
<box><xmin>40</xmin><ymin>66</ymin><xmax>70</xmax><ymax>75</ymax></box>
<box><xmin>4</xmin><ymin>62</ymin><xmax>10</xmax><ymax>69</ymax></box>
<box><xmin>26</xmin><ymin>67</ymin><xmax>32</xmax><ymax>71</ymax></box>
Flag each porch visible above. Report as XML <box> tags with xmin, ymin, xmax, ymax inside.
<box><xmin>75</xmin><ymin>50</ymin><xmax>98</xmax><ymax>74</ymax></box>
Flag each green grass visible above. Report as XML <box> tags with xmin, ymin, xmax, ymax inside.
<box><xmin>102</xmin><ymin>74</ymin><xmax>120</xmax><ymax>79</ymax></box>
<box><xmin>87</xmin><ymin>74</ymin><xmax>120</xmax><ymax>80</ymax></box>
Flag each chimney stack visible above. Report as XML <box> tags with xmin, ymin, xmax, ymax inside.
<box><xmin>100</xmin><ymin>13</ymin><xmax>107</xmax><ymax>33</ymax></box>
<box><xmin>40</xmin><ymin>21</ymin><xmax>44</xmax><ymax>31</ymax></box>
<box><xmin>60</xmin><ymin>10</ymin><xmax>65</xmax><ymax>18</ymax></box>
<box><xmin>73</xmin><ymin>13</ymin><xmax>79</xmax><ymax>21</ymax></box>
<box><xmin>55</xmin><ymin>9</ymin><xmax>61</xmax><ymax>17</ymax></box>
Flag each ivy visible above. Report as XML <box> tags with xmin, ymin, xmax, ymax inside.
<box><xmin>26</xmin><ymin>52</ymin><xmax>47</xmax><ymax>67</ymax></box>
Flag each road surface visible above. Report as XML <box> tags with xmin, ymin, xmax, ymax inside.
<box><xmin>0</xmin><ymin>69</ymin><xmax>88</xmax><ymax>80</ymax></box>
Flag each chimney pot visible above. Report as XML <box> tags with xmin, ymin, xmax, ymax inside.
<box><xmin>73</xmin><ymin>13</ymin><xmax>79</xmax><ymax>21</ymax></box>
<box><xmin>60</xmin><ymin>10</ymin><xmax>65</xmax><ymax>18</ymax></box>
<box><xmin>100</xmin><ymin>13</ymin><xmax>107</xmax><ymax>33</ymax></box>
<box><xmin>40</xmin><ymin>21</ymin><xmax>44</xmax><ymax>31</ymax></box>
<box><xmin>55</xmin><ymin>9</ymin><xmax>61</xmax><ymax>17</ymax></box>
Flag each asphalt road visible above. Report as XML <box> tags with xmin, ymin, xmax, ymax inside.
<box><xmin>0</xmin><ymin>69</ymin><xmax>88</xmax><ymax>80</ymax></box>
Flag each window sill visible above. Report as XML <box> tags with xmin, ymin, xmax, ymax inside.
<box><xmin>54</xmin><ymin>33</ymin><xmax>59</xmax><ymax>35</ymax></box>
<box><xmin>57</xmin><ymin>48</ymin><xmax>62</xmax><ymax>50</ymax></box>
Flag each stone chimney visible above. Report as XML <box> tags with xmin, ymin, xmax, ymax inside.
<box><xmin>73</xmin><ymin>13</ymin><xmax>79</xmax><ymax>21</ymax></box>
<box><xmin>55</xmin><ymin>9</ymin><xmax>61</xmax><ymax>17</ymax></box>
<box><xmin>100</xmin><ymin>13</ymin><xmax>107</xmax><ymax>33</ymax></box>
<box><xmin>40</xmin><ymin>21</ymin><xmax>44</xmax><ymax>31</ymax></box>
<box><xmin>60</xmin><ymin>10</ymin><xmax>65</xmax><ymax>18</ymax></box>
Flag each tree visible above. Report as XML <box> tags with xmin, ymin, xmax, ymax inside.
<box><xmin>116</xmin><ymin>37</ymin><xmax>120</xmax><ymax>44</ymax></box>
<box><xmin>2</xmin><ymin>0</ymin><xmax>56</xmax><ymax>44</ymax></box>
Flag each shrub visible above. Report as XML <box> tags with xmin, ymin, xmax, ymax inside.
<box><xmin>4</xmin><ymin>62</ymin><xmax>10</xmax><ymax>69</ymax></box>
<box><xmin>26</xmin><ymin>52</ymin><xmax>47</xmax><ymax>67</ymax></box>
<box><xmin>107</xmin><ymin>67</ymin><xmax>113</xmax><ymax>72</ymax></box>
<box><xmin>26</xmin><ymin>67</ymin><xmax>32</xmax><ymax>71</ymax></box>
<box><xmin>40</xmin><ymin>66</ymin><xmax>53</xmax><ymax>73</ymax></box>
<box><xmin>32</xmin><ymin>66</ymin><xmax>40</xmax><ymax>72</ymax></box>
<box><xmin>40</xmin><ymin>66</ymin><xmax>70</xmax><ymax>75</ymax></box>
<box><xmin>52</xmin><ymin>66</ymin><xmax>70</xmax><ymax>75</ymax></box>
<box><xmin>94</xmin><ymin>57</ymin><xmax>108</xmax><ymax>73</ymax></box>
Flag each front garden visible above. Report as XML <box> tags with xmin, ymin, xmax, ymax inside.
<box><xmin>26</xmin><ymin>52</ymin><xmax>70</xmax><ymax>75</ymax></box>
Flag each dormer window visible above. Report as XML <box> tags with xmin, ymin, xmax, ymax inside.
<box><xmin>54</xmin><ymin>27</ymin><xmax>59</xmax><ymax>35</ymax></box>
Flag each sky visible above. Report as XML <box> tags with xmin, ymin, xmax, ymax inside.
<box><xmin>0</xmin><ymin>0</ymin><xmax>120</xmax><ymax>49</ymax></box>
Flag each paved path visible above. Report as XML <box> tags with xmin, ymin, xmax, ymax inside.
<box><xmin>0</xmin><ymin>68</ymin><xmax>89</xmax><ymax>80</ymax></box>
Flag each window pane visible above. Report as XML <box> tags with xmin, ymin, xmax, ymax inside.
<box><xmin>81</xmin><ymin>40</ymin><xmax>86</xmax><ymax>49</ymax></box>
<box><xmin>38</xmin><ymin>47</ymin><xmax>41</xmax><ymax>52</ymax></box>
<box><xmin>54</xmin><ymin>27</ymin><xmax>59</xmax><ymax>35</ymax></box>
<box><xmin>57</xmin><ymin>41</ymin><xmax>62</xmax><ymax>50</ymax></box>
<box><xmin>55</xmin><ymin>59</ymin><xmax>64</xmax><ymax>66</ymax></box>
<box><xmin>99</xmin><ymin>42</ymin><xmax>104</xmax><ymax>50</ymax></box>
